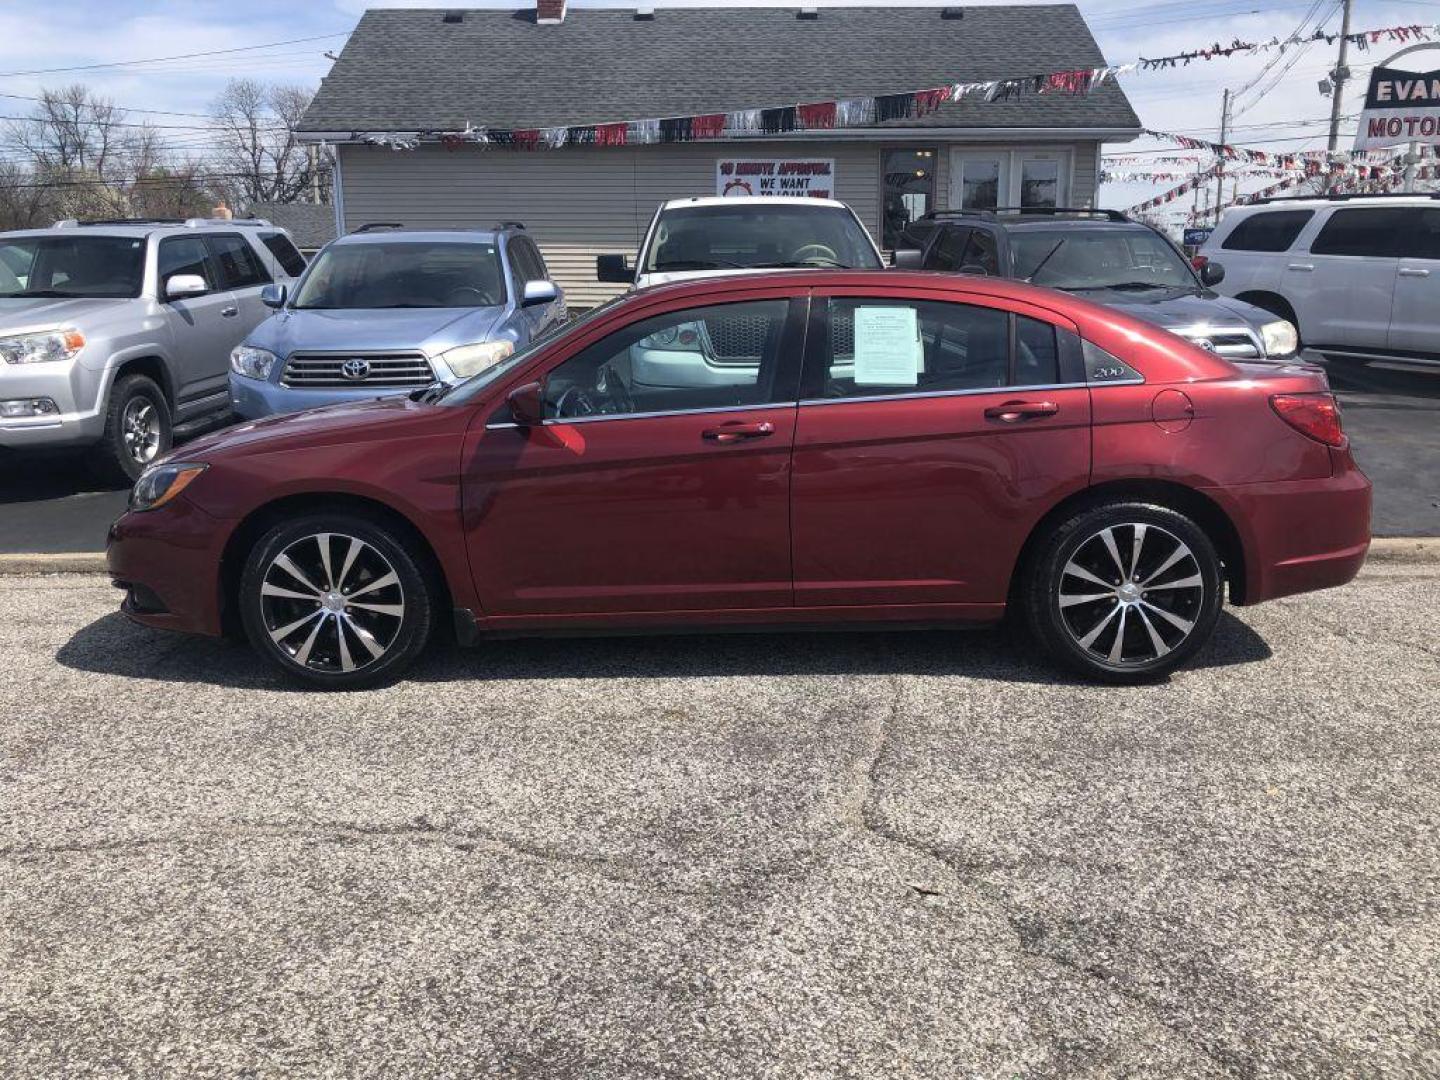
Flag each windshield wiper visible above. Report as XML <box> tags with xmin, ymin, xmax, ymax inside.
<box><xmin>750</xmin><ymin>257</ymin><xmax>851</xmax><ymax>269</ymax></box>
<box><xmin>1023</xmin><ymin>239</ymin><xmax>1067</xmax><ymax>284</ymax></box>
<box><xmin>410</xmin><ymin>380</ymin><xmax>455</xmax><ymax>404</ymax></box>
<box><xmin>652</xmin><ymin>258</ymin><xmax>746</xmax><ymax>270</ymax></box>
<box><xmin>1104</xmin><ymin>281</ymin><xmax>1185</xmax><ymax>291</ymax></box>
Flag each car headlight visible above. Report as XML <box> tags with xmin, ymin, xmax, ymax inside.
<box><xmin>438</xmin><ymin>340</ymin><xmax>515</xmax><ymax>378</ymax></box>
<box><xmin>1259</xmin><ymin>320</ymin><xmax>1298</xmax><ymax>358</ymax></box>
<box><xmin>0</xmin><ymin>327</ymin><xmax>85</xmax><ymax>364</ymax></box>
<box><xmin>129</xmin><ymin>462</ymin><xmax>208</xmax><ymax>512</ymax></box>
<box><xmin>230</xmin><ymin>345</ymin><xmax>278</xmax><ymax>380</ymax></box>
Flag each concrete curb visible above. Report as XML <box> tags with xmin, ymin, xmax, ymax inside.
<box><xmin>1</xmin><ymin>537</ymin><xmax>1436</xmax><ymax>576</ymax></box>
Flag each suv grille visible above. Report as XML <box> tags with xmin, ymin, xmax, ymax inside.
<box><xmin>705</xmin><ymin>314</ymin><xmax>774</xmax><ymax>363</ymax></box>
<box><xmin>281</xmin><ymin>352</ymin><xmax>435</xmax><ymax>389</ymax></box>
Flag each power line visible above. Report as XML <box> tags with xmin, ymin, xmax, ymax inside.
<box><xmin>0</xmin><ymin>32</ymin><xmax>349</xmax><ymax>79</ymax></box>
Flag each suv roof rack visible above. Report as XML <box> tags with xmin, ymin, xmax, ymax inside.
<box><xmin>493</xmin><ymin>220</ymin><xmax>526</xmax><ymax>231</ymax></box>
<box><xmin>53</xmin><ymin>217</ymin><xmax>184</xmax><ymax>228</ymax></box>
<box><xmin>920</xmin><ymin>207</ymin><xmax>1130</xmax><ymax>223</ymax></box>
<box><xmin>183</xmin><ymin>216</ymin><xmax>272</xmax><ymax>228</ymax></box>
<box><xmin>353</xmin><ymin>222</ymin><xmax>406</xmax><ymax>233</ymax></box>
<box><xmin>1246</xmin><ymin>191</ymin><xmax>1440</xmax><ymax>206</ymax></box>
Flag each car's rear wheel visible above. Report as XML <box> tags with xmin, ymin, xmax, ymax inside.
<box><xmin>1023</xmin><ymin>502</ymin><xmax>1223</xmax><ymax>683</ymax></box>
<box><xmin>89</xmin><ymin>374</ymin><xmax>172</xmax><ymax>485</ymax></box>
<box><xmin>239</xmin><ymin>514</ymin><xmax>434</xmax><ymax>689</ymax></box>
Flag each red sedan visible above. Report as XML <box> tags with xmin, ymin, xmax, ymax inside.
<box><xmin>107</xmin><ymin>271</ymin><xmax>1371</xmax><ymax>688</ymax></box>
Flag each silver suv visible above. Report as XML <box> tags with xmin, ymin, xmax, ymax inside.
<box><xmin>0</xmin><ymin>217</ymin><xmax>305</xmax><ymax>480</ymax></box>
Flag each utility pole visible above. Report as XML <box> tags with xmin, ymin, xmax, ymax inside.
<box><xmin>1326</xmin><ymin>0</ymin><xmax>1354</xmax><ymax>154</ymax></box>
<box><xmin>1214</xmin><ymin>89</ymin><xmax>1230</xmax><ymax>225</ymax></box>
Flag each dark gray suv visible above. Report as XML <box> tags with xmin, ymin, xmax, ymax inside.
<box><xmin>897</xmin><ymin>208</ymin><xmax>1314</xmax><ymax>363</ymax></box>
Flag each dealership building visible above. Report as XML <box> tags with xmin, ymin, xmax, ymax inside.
<box><xmin>298</xmin><ymin>3</ymin><xmax>1140</xmax><ymax>307</ymax></box>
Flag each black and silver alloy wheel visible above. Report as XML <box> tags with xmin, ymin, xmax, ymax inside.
<box><xmin>1025</xmin><ymin>502</ymin><xmax>1223</xmax><ymax>683</ymax></box>
<box><xmin>1057</xmin><ymin>523</ymin><xmax>1205</xmax><ymax>666</ymax></box>
<box><xmin>240</xmin><ymin>513</ymin><xmax>434</xmax><ymax>689</ymax></box>
<box><xmin>260</xmin><ymin>533</ymin><xmax>405</xmax><ymax>674</ymax></box>
<box><xmin>122</xmin><ymin>396</ymin><xmax>162</xmax><ymax>466</ymax></box>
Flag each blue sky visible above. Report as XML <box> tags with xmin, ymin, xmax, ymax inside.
<box><xmin>3</xmin><ymin>0</ymin><xmax>1434</xmax><ymax>220</ymax></box>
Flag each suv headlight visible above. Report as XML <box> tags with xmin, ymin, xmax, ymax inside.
<box><xmin>0</xmin><ymin>328</ymin><xmax>85</xmax><ymax>364</ymax></box>
<box><xmin>438</xmin><ymin>340</ymin><xmax>514</xmax><ymax>378</ymax></box>
<box><xmin>230</xmin><ymin>345</ymin><xmax>278</xmax><ymax>380</ymax></box>
<box><xmin>129</xmin><ymin>462</ymin><xmax>207</xmax><ymax>512</ymax></box>
<box><xmin>1259</xmin><ymin>320</ymin><xmax>1298</xmax><ymax>358</ymax></box>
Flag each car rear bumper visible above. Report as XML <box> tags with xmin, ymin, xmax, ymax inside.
<box><xmin>106</xmin><ymin>496</ymin><xmax>229</xmax><ymax>636</ymax></box>
<box><xmin>230</xmin><ymin>374</ymin><xmax>413</xmax><ymax>420</ymax></box>
<box><xmin>1206</xmin><ymin>449</ymin><xmax>1372</xmax><ymax>605</ymax></box>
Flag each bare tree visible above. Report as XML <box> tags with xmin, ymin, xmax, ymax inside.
<box><xmin>210</xmin><ymin>79</ymin><xmax>329</xmax><ymax>207</ymax></box>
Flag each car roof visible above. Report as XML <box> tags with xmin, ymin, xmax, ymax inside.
<box><xmin>660</xmin><ymin>196</ymin><xmax>849</xmax><ymax>210</ymax></box>
<box><xmin>331</xmin><ymin>229</ymin><xmax>504</xmax><ymax>246</ymax></box>
<box><xmin>0</xmin><ymin>220</ymin><xmax>287</xmax><ymax>241</ymax></box>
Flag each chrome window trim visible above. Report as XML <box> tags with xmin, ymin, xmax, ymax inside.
<box><xmin>798</xmin><ymin>381</ymin><xmax>1092</xmax><ymax>407</ymax></box>
<box><xmin>485</xmin><ymin>400</ymin><xmax>795</xmax><ymax>431</ymax></box>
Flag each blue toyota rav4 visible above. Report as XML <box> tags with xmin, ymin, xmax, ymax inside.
<box><xmin>228</xmin><ymin>223</ymin><xmax>567</xmax><ymax>418</ymax></box>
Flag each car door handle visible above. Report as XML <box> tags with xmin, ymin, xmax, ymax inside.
<box><xmin>1399</xmin><ymin>267</ymin><xmax>1431</xmax><ymax>277</ymax></box>
<box><xmin>702</xmin><ymin>421</ymin><xmax>775</xmax><ymax>443</ymax></box>
<box><xmin>220</xmin><ymin>306</ymin><xmax>238</xmax><ymax>317</ymax></box>
<box><xmin>1286</xmin><ymin>263</ymin><xmax>1314</xmax><ymax>272</ymax></box>
<box><xmin>984</xmin><ymin>400</ymin><xmax>1058</xmax><ymax>423</ymax></box>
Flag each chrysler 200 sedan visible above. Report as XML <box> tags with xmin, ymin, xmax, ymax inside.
<box><xmin>107</xmin><ymin>271</ymin><xmax>1372</xmax><ymax>689</ymax></box>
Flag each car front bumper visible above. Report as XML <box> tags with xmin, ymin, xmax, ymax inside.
<box><xmin>0</xmin><ymin>361</ymin><xmax>107</xmax><ymax>449</ymax></box>
<box><xmin>230</xmin><ymin>373</ymin><xmax>419</xmax><ymax>420</ymax></box>
<box><xmin>107</xmin><ymin>496</ymin><xmax>230</xmax><ymax>637</ymax></box>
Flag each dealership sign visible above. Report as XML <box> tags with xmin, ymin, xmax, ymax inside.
<box><xmin>716</xmin><ymin>159</ymin><xmax>835</xmax><ymax>198</ymax></box>
<box><xmin>1354</xmin><ymin>65</ymin><xmax>1440</xmax><ymax>149</ymax></box>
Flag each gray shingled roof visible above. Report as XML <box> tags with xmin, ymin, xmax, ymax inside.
<box><xmin>248</xmin><ymin>201</ymin><xmax>336</xmax><ymax>250</ymax></box>
<box><xmin>300</xmin><ymin>5</ymin><xmax>1139</xmax><ymax>134</ymax></box>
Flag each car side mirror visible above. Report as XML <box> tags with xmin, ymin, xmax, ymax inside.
<box><xmin>260</xmin><ymin>283</ymin><xmax>287</xmax><ymax>308</ymax></box>
<box><xmin>522</xmin><ymin>279</ymin><xmax>558</xmax><ymax>308</ymax></box>
<box><xmin>164</xmin><ymin>273</ymin><xmax>207</xmax><ymax>301</ymax></box>
<box><xmin>507</xmin><ymin>381</ymin><xmax>545</xmax><ymax>426</ymax></box>
<box><xmin>596</xmin><ymin>254</ymin><xmax>632</xmax><ymax>284</ymax></box>
<box><xmin>891</xmin><ymin>249</ymin><xmax>925</xmax><ymax>270</ymax></box>
<box><xmin>1200</xmin><ymin>261</ymin><xmax>1225</xmax><ymax>287</ymax></box>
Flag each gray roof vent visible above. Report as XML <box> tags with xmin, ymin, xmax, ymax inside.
<box><xmin>442</xmin><ymin>10</ymin><xmax>463</xmax><ymax>24</ymax></box>
<box><xmin>634</xmin><ymin>7</ymin><xmax>655</xmax><ymax>20</ymax></box>
<box><xmin>941</xmin><ymin>7</ymin><xmax>964</xmax><ymax>19</ymax></box>
<box><xmin>798</xmin><ymin>7</ymin><xmax>819</xmax><ymax>20</ymax></box>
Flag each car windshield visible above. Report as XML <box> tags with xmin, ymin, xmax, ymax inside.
<box><xmin>0</xmin><ymin>235</ymin><xmax>146</xmax><ymax>299</ymax></box>
<box><xmin>644</xmin><ymin>204</ymin><xmax>883</xmax><ymax>272</ymax></box>
<box><xmin>439</xmin><ymin>296</ymin><xmax>627</xmax><ymax>405</ymax></box>
<box><xmin>291</xmin><ymin>240</ymin><xmax>506</xmax><ymax>310</ymax></box>
<box><xmin>1010</xmin><ymin>228</ymin><xmax>1197</xmax><ymax>290</ymax></box>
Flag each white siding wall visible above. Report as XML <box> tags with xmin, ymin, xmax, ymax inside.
<box><xmin>338</xmin><ymin>137</ymin><xmax>1103</xmax><ymax>307</ymax></box>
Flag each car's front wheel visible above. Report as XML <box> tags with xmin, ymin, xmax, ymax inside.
<box><xmin>1023</xmin><ymin>502</ymin><xmax>1223</xmax><ymax>683</ymax></box>
<box><xmin>239</xmin><ymin>514</ymin><xmax>435</xmax><ymax>689</ymax></box>
<box><xmin>90</xmin><ymin>374</ymin><xmax>172</xmax><ymax>484</ymax></box>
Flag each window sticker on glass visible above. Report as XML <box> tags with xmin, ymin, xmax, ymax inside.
<box><xmin>853</xmin><ymin>306</ymin><xmax>922</xmax><ymax>386</ymax></box>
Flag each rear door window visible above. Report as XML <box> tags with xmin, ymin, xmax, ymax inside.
<box><xmin>258</xmin><ymin>231</ymin><xmax>307</xmax><ymax>276</ymax></box>
<box><xmin>1220</xmin><ymin>210</ymin><xmax>1314</xmax><ymax>252</ymax></box>
<box><xmin>206</xmin><ymin>233</ymin><xmax>271</xmax><ymax>288</ymax></box>
<box><xmin>1309</xmin><ymin>208</ymin><xmax>1412</xmax><ymax>257</ymax></box>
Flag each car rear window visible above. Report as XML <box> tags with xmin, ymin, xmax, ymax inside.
<box><xmin>1220</xmin><ymin>210</ymin><xmax>1313</xmax><ymax>252</ymax></box>
<box><xmin>1309</xmin><ymin>208</ymin><xmax>1410</xmax><ymax>257</ymax></box>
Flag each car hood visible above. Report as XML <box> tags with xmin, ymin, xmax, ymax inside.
<box><xmin>1071</xmin><ymin>287</ymin><xmax>1276</xmax><ymax>333</ymax></box>
<box><xmin>174</xmin><ymin>395</ymin><xmax>451</xmax><ymax>460</ymax></box>
<box><xmin>247</xmin><ymin>305</ymin><xmax>508</xmax><ymax>357</ymax></box>
<box><xmin>0</xmin><ymin>295</ymin><xmax>129</xmax><ymax>330</ymax></box>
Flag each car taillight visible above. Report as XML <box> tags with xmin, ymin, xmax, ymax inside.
<box><xmin>1270</xmin><ymin>392</ymin><xmax>1344</xmax><ymax>447</ymax></box>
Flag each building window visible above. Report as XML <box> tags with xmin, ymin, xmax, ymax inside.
<box><xmin>1020</xmin><ymin>158</ymin><xmax>1061</xmax><ymax>208</ymax></box>
<box><xmin>882</xmin><ymin>148</ymin><xmax>937</xmax><ymax>248</ymax></box>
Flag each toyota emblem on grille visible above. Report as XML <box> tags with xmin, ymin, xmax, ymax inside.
<box><xmin>340</xmin><ymin>358</ymin><xmax>371</xmax><ymax>381</ymax></box>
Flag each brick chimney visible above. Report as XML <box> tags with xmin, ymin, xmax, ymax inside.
<box><xmin>536</xmin><ymin>0</ymin><xmax>566</xmax><ymax>24</ymax></box>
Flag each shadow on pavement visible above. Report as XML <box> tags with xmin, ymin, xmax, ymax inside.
<box><xmin>56</xmin><ymin>609</ymin><xmax>1272</xmax><ymax>692</ymax></box>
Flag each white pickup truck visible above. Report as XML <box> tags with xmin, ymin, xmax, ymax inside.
<box><xmin>596</xmin><ymin>195</ymin><xmax>885</xmax><ymax>290</ymax></box>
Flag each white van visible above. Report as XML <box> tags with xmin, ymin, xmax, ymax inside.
<box><xmin>1199</xmin><ymin>193</ymin><xmax>1440</xmax><ymax>367</ymax></box>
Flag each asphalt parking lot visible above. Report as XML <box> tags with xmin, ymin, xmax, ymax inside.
<box><xmin>2</xmin><ymin>560</ymin><xmax>1436</xmax><ymax>1077</ymax></box>
<box><xmin>1</xmin><ymin>357</ymin><xmax>1435</xmax><ymax>556</ymax></box>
